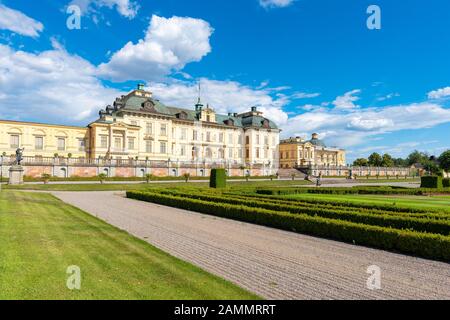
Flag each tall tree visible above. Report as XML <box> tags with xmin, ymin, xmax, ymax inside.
<box><xmin>353</xmin><ymin>158</ymin><xmax>368</xmax><ymax>166</ymax></box>
<box><xmin>381</xmin><ymin>153</ymin><xmax>394</xmax><ymax>167</ymax></box>
<box><xmin>368</xmin><ymin>152</ymin><xmax>383</xmax><ymax>166</ymax></box>
<box><xmin>438</xmin><ymin>150</ymin><xmax>450</xmax><ymax>172</ymax></box>
<box><xmin>406</xmin><ymin>150</ymin><xmax>428</xmax><ymax>166</ymax></box>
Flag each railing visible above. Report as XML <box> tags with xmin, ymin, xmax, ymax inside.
<box><xmin>0</xmin><ymin>156</ymin><xmax>270</xmax><ymax>170</ymax></box>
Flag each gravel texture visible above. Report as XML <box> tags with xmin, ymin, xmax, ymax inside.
<box><xmin>53</xmin><ymin>191</ymin><xmax>450</xmax><ymax>300</ymax></box>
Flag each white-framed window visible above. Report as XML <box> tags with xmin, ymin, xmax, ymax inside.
<box><xmin>100</xmin><ymin>136</ymin><xmax>108</xmax><ymax>148</ymax></box>
<box><xmin>238</xmin><ymin>134</ymin><xmax>242</xmax><ymax>144</ymax></box>
<box><xmin>10</xmin><ymin>134</ymin><xmax>19</xmax><ymax>148</ymax></box>
<box><xmin>180</xmin><ymin>145</ymin><xmax>186</xmax><ymax>156</ymax></box>
<box><xmin>264</xmin><ymin>136</ymin><xmax>269</xmax><ymax>146</ymax></box>
<box><xmin>145</xmin><ymin>140</ymin><xmax>152</xmax><ymax>153</ymax></box>
<box><xmin>35</xmin><ymin>136</ymin><xmax>44</xmax><ymax>150</ymax></box>
<box><xmin>78</xmin><ymin>138</ymin><xmax>85</xmax><ymax>151</ymax></box>
<box><xmin>228</xmin><ymin>133</ymin><xmax>233</xmax><ymax>144</ymax></box>
<box><xmin>128</xmin><ymin>137</ymin><xmax>135</xmax><ymax>150</ymax></box>
<box><xmin>160</xmin><ymin>124</ymin><xmax>167</xmax><ymax>136</ymax></box>
<box><xmin>160</xmin><ymin>142</ymin><xmax>167</xmax><ymax>154</ymax></box>
<box><xmin>219</xmin><ymin>133</ymin><xmax>224</xmax><ymax>143</ymax></box>
<box><xmin>256</xmin><ymin>134</ymin><xmax>260</xmax><ymax>145</ymax></box>
<box><xmin>264</xmin><ymin>149</ymin><xmax>268</xmax><ymax>159</ymax></box>
<box><xmin>206</xmin><ymin>132</ymin><xmax>211</xmax><ymax>142</ymax></box>
<box><xmin>256</xmin><ymin>148</ymin><xmax>260</xmax><ymax>159</ymax></box>
<box><xmin>193</xmin><ymin>130</ymin><xmax>198</xmax><ymax>141</ymax></box>
<box><xmin>181</xmin><ymin>128</ymin><xmax>187</xmax><ymax>140</ymax></box>
<box><xmin>114</xmin><ymin>137</ymin><xmax>121</xmax><ymax>150</ymax></box>
<box><xmin>228</xmin><ymin>148</ymin><xmax>233</xmax><ymax>158</ymax></box>
<box><xmin>146</xmin><ymin>122</ymin><xmax>153</xmax><ymax>135</ymax></box>
<box><xmin>57</xmin><ymin>138</ymin><xmax>66</xmax><ymax>151</ymax></box>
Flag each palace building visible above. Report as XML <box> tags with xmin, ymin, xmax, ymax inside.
<box><xmin>279</xmin><ymin>134</ymin><xmax>346</xmax><ymax>169</ymax></box>
<box><xmin>0</xmin><ymin>84</ymin><xmax>281</xmax><ymax>177</ymax></box>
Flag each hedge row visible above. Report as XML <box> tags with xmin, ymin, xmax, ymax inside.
<box><xmin>157</xmin><ymin>190</ymin><xmax>450</xmax><ymax>235</ymax></box>
<box><xmin>421</xmin><ymin>176</ymin><xmax>443</xmax><ymax>189</ymax></box>
<box><xmin>227</xmin><ymin>191</ymin><xmax>441</xmax><ymax>215</ymax></box>
<box><xmin>127</xmin><ymin>191</ymin><xmax>450</xmax><ymax>262</ymax></box>
<box><xmin>223</xmin><ymin>193</ymin><xmax>450</xmax><ymax>221</ymax></box>
<box><xmin>444</xmin><ymin>178</ymin><xmax>450</xmax><ymax>188</ymax></box>
<box><xmin>256</xmin><ymin>187</ymin><xmax>450</xmax><ymax>196</ymax></box>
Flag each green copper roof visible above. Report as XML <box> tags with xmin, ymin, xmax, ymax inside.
<box><xmin>97</xmin><ymin>90</ymin><xmax>279</xmax><ymax>130</ymax></box>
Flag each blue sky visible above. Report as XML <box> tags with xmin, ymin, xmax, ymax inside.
<box><xmin>0</xmin><ymin>0</ymin><xmax>449</xmax><ymax>162</ymax></box>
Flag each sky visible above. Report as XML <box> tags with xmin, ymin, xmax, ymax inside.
<box><xmin>0</xmin><ymin>0</ymin><xmax>449</xmax><ymax>163</ymax></box>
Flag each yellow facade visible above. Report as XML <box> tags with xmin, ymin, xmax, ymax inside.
<box><xmin>0</xmin><ymin>85</ymin><xmax>280</xmax><ymax>171</ymax></box>
<box><xmin>0</xmin><ymin>120</ymin><xmax>89</xmax><ymax>159</ymax></box>
<box><xmin>279</xmin><ymin>134</ymin><xmax>346</xmax><ymax>168</ymax></box>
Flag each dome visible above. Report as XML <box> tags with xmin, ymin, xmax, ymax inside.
<box><xmin>309</xmin><ymin>133</ymin><xmax>326</xmax><ymax>147</ymax></box>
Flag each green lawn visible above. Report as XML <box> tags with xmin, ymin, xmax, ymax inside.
<box><xmin>3</xmin><ymin>179</ymin><xmax>312</xmax><ymax>192</ymax></box>
<box><xmin>282</xmin><ymin>193</ymin><xmax>450</xmax><ymax>212</ymax></box>
<box><xmin>0</xmin><ymin>191</ymin><xmax>259</xmax><ymax>300</ymax></box>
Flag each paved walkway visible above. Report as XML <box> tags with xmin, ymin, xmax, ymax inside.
<box><xmin>53</xmin><ymin>191</ymin><xmax>450</xmax><ymax>300</ymax></box>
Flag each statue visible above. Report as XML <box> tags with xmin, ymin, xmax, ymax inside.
<box><xmin>15</xmin><ymin>147</ymin><xmax>24</xmax><ymax>165</ymax></box>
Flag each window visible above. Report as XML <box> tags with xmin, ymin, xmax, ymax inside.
<box><xmin>264</xmin><ymin>149</ymin><xmax>268</xmax><ymax>158</ymax></box>
<box><xmin>160</xmin><ymin>124</ymin><xmax>167</xmax><ymax>136</ymax></box>
<box><xmin>160</xmin><ymin>142</ymin><xmax>167</xmax><ymax>154</ymax></box>
<box><xmin>100</xmin><ymin>136</ymin><xmax>108</xmax><ymax>148</ymax></box>
<box><xmin>114</xmin><ymin>137</ymin><xmax>121</xmax><ymax>150</ymax></box>
<box><xmin>146</xmin><ymin>122</ymin><xmax>153</xmax><ymax>135</ymax></box>
<box><xmin>238</xmin><ymin>135</ymin><xmax>242</xmax><ymax>144</ymax></box>
<box><xmin>264</xmin><ymin>136</ymin><xmax>269</xmax><ymax>145</ymax></box>
<box><xmin>228</xmin><ymin>134</ymin><xmax>233</xmax><ymax>144</ymax></box>
<box><xmin>181</xmin><ymin>128</ymin><xmax>187</xmax><ymax>140</ymax></box>
<box><xmin>246</xmin><ymin>148</ymin><xmax>250</xmax><ymax>158</ymax></box>
<box><xmin>35</xmin><ymin>136</ymin><xmax>44</xmax><ymax>150</ymax></box>
<box><xmin>10</xmin><ymin>135</ymin><xmax>19</xmax><ymax>148</ymax></box>
<box><xmin>205</xmin><ymin>148</ymin><xmax>212</xmax><ymax>158</ymax></box>
<box><xmin>180</xmin><ymin>145</ymin><xmax>186</xmax><ymax>156</ymax></box>
<box><xmin>78</xmin><ymin>138</ymin><xmax>85</xmax><ymax>151</ymax></box>
<box><xmin>219</xmin><ymin>133</ymin><xmax>224</xmax><ymax>143</ymax></box>
<box><xmin>206</xmin><ymin>132</ymin><xmax>211</xmax><ymax>142</ymax></box>
<box><xmin>256</xmin><ymin>148</ymin><xmax>260</xmax><ymax>159</ymax></box>
<box><xmin>57</xmin><ymin>138</ymin><xmax>66</xmax><ymax>151</ymax></box>
<box><xmin>128</xmin><ymin>137</ymin><xmax>135</xmax><ymax>150</ymax></box>
<box><xmin>256</xmin><ymin>134</ymin><xmax>260</xmax><ymax>145</ymax></box>
<box><xmin>228</xmin><ymin>148</ymin><xmax>233</xmax><ymax>158</ymax></box>
<box><xmin>193</xmin><ymin>130</ymin><xmax>198</xmax><ymax>141</ymax></box>
<box><xmin>145</xmin><ymin>140</ymin><xmax>152</xmax><ymax>153</ymax></box>
<box><xmin>206</xmin><ymin>115</ymin><xmax>211</xmax><ymax>122</ymax></box>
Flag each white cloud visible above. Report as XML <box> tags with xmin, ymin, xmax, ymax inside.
<box><xmin>98</xmin><ymin>15</ymin><xmax>214</xmax><ymax>82</ymax></box>
<box><xmin>0</xmin><ymin>4</ymin><xmax>44</xmax><ymax>37</ymax></box>
<box><xmin>332</xmin><ymin>89</ymin><xmax>361</xmax><ymax>110</ymax></box>
<box><xmin>283</xmin><ymin>101</ymin><xmax>450</xmax><ymax>148</ymax></box>
<box><xmin>0</xmin><ymin>42</ymin><xmax>121</xmax><ymax>124</ymax></box>
<box><xmin>69</xmin><ymin>0</ymin><xmax>139</xmax><ymax>19</ymax></box>
<box><xmin>148</xmin><ymin>79</ymin><xmax>289</xmax><ymax>125</ymax></box>
<box><xmin>376</xmin><ymin>92</ymin><xmax>399</xmax><ymax>101</ymax></box>
<box><xmin>259</xmin><ymin>0</ymin><xmax>295</xmax><ymax>9</ymax></box>
<box><xmin>428</xmin><ymin>86</ymin><xmax>450</xmax><ymax>99</ymax></box>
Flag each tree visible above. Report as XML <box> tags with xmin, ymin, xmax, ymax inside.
<box><xmin>368</xmin><ymin>153</ymin><xmax>382</xmax><ymax>166</ymax></box>
<box><xmin>393</xmin><ymin>157</ymin><xmax>407</xmax><ymax>167</ymax></box>
<box><xmin>438</xmin><ymin>150</ymin><xmax>450</xmax><ymax>172</ymax></box>
<box><xmin>381</xmin><ymin>153</ymin><xmax>394</xmax><ymax>167</ymax></box>
<box><xmin>406</xmin><ymin>150</ymin><xmax>428</xmax><ymax>166</ymax></box>
<box><xmin>353</xmin><ymin>158</ymin><xmax>368</xmax><ymax>166</ymax></box>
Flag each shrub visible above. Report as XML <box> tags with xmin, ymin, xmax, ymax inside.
<box><xmin>443</xmin><ymin>178</ymin><xmax>450</xmax><ymax>188</ymax></box>
<box><xmin>127</xmin><ymin>191</ymin><xmax>450</xmax><ymax>262</ymax></box>
<box><xmin>421</xmin><ymin>176</ymin><xmax>443</xmax><ymax>189</ymax></box>
<box><xmin>98</xmin><ymin>173</ymin><xmax>107</xmax><ymax>184</ymax></box>
<box><xmin>41</xmin><ymin>173</ymin><xmax>51</xmax><ymax>184</ymax></box>
<box><xmin>210</xmin><ymin>168</ymin><xmax>226</xmax><ymax>188</ymax></box>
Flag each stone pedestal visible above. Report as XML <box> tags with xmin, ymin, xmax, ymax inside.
<box><xmin>9</xmin><ymin>165</ymin><xmax>24</xmax><ymax>185</ymax></box>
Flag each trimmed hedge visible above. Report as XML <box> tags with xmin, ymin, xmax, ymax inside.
<box><xmin>157</xmin><ymin>190</ymin><xmax>450</xmax><ymax>235</ymax></box>
<box><xmin>256</xmin><ymin>186</ymin><xmax>450</xmax><ymax>196</ymax></box>
<box><xmin>127</xmin><ymin>191</ymin><xmax>450</xmax><ymax>262</ymax></box>
<box><xmin>210</xmin><ymin>169</ymin><xmax>226</xmax><ymax>188</ymax></box>
<box><xmin>443</xmin><ymin>178</ymin><xmax>450</xmax><ymax>188</ymax></box>
<box><xmin>421</xmin><ymin>176</ymin><xmax>443</xmax><ymax>189</ymax></box>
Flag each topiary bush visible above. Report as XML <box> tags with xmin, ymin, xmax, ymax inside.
<box><xmin>443</xmin><ymin>178</ymin><xmax>450</xmax><ymax>188</ymax></box>
<box><xmin>421</xmin><ymin>176</ymin><xmax>443</xmax><ymax>189</ymax></box>
<box><xmin>210</xmin><ymin>168</ymin><xmax>226</xmax><ymax>188</ymax></box>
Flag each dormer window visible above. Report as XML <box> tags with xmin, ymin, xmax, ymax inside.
<box><xmin>176</xmin><ymin>111</ymin><xmax>188</xmax><ymax>120</ymax></box>
<box><xmin>262</xmin><ymin>119</ymin><xmax>270</xmax><ymax>128</ymax></box>
<box><xmin>142</xmin><ymin>100</ymin><xmax>156</xmax><ymax>112</ymax></box>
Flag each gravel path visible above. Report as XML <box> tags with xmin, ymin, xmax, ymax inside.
<box><xmin>53</xmin><ymin>191</ymin><xmax>450</xmax><ymax>300</ymax></box>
